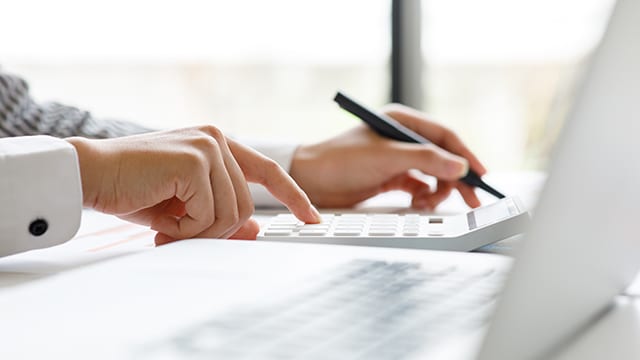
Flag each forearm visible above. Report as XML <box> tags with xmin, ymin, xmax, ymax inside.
<box><xmin>0</xmin><ymin>71</ymin><xmax>152</xmax><ymax>139</ymax></box>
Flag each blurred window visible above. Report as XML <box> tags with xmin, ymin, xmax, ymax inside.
<box><xmin>422</xmin><ymin>0</ymin><xmax>614</xmax><ymax>170</ymax></box>
<box><xmin>0</xmin><ymin>0</ymin><xmax>615</xmax><ymax>170</ymax></box>
<box><xmin>1</xmin><ymin>0</ymin><xmax>391</xmax><ymax>143</ymax></box>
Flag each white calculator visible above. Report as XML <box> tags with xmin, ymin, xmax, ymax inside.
<box><xmin>258</xmin><ymin>197</ymin><xmax>529</xmax><ymax>251</ymax></box>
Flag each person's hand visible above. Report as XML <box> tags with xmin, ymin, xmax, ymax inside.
<box><xmin>66</xmin><ymin>126</ymin><xmax>320</xmax><ymax>245</ymax></box>
<box><xmin>289</xmin><ymin>104</ymin><xmax>487</xmax><ymax>210</ymax></box>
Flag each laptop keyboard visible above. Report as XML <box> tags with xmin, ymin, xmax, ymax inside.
<box><xmin>143</xmin><ymin>259</ymin><xmax>506</xmax><ymax>360</ymax></box>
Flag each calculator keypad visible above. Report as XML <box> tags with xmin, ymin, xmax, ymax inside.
<box><xmin>260</xmin><ymin>213</ymin><xmax>446</xmax><ymax>239</ymax></box>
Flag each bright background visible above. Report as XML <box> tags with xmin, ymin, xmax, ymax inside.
<box><xmin>0</xmin><ymin>0</ymin><xmax>614</xmax><ymax>171</ymax></box>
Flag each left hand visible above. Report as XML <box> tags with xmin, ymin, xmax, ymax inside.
<box><xmin>289</xmin><ymin>104</ymin><xmax>487</xmax><ymax>210</ymax></box>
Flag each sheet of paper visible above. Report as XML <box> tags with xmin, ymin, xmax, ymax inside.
<box><xmin>0</xmin><ymin>210</ymin><xmax>154</xmax><ymax>289</ymax></box>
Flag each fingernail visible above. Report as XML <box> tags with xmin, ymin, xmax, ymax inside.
<box><xmin>311</xmin><ymin>206</ymin><xmax>322</xmax><ymax>223</ymax></box>
<box><xmin>447</xmin><ymin>158</ymin><xmax>469</xmax><ymax>178</ymax></box>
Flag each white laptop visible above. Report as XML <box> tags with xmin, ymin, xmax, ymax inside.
<box><xmin>0</xmin><ymin>0</ymin><xmax>638</xmax><ymax>359</ymax></box>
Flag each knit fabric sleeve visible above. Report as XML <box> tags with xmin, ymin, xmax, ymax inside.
<box><xmin>0</xmin><ymin>71</ymin><xmax>152</xmax><ymax>139</ymax></box>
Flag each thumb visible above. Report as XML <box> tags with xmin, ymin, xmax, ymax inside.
<box><xmin>228</xmin><ymin>218</ymin><xmax>261</xmax><ymax>240</ymax></box>
<box><xmin>155</xmin><ymin>218</ymin><xmax>261</xmax><ymax>245</ymax></box>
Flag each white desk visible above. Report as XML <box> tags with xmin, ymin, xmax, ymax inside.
<box><xmin>1</xmin><ymin>171</ymin><xmax>638</xmax><ymax>359</ymax></box>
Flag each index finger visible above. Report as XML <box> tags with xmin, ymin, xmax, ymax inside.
<box><xmin>382</xmin><ymin>104</ymin><xmax>487</xmax><ymax>176</ymax></box>
<box><xmin>227</xmin><ymin>139</ymin><xmax>321</xmax><ymax>224</ymax></box>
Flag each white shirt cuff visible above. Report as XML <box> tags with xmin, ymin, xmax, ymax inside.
<box><xmin>240</xmin><ymin>139</ymin><xmax>300</xmax><ymax>208</ymax></box>
<box><xmin>0</xmin><ymin>136</ymin><xmax>82</xmax><ymax>256</ymax></box>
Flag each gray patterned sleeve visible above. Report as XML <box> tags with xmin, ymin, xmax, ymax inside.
<box><xmin>0</xmin><ymin>71</ymin><xmax>154</xmax><ymax>139</ymax></box>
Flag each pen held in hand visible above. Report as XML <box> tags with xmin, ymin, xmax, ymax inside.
<box><xmin>333</xmin><ymin>91</ymin><xmax>506</xmax><ymax>200</ymax></box>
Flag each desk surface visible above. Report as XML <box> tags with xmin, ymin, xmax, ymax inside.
<box><xmin>1</xmin><ymin>171</ymin><xmax>639</xmax><ymax>359</ymax></box>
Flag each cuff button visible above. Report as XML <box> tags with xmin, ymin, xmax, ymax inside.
<box><xmin>29</xmin><ymin>219</ymin><xmax>49</xmax><ymax>236</ymax></box>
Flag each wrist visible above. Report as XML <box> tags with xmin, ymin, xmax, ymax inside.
<box><xmin>65</xmin><ymin>137</ymin><xmax>102</xmax><ymax>208</ymax></box>
<box><xmin>289</xmin><ymin>144</ymin><xmax>313</xmax><ymax>184</ymax></box>
<box><xmin>290</xmin><ymin>143</ymin><xmax>327</xmax><ymax>205</ymax></box>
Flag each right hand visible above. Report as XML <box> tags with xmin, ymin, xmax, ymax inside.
<box><xmin>290</xmin><ymin>104</ymin><xmax>486</xmax><ymax>210</ymax></box>
<box><xmin>66</xmin><ymin>126</ymin><xmax>321</xmax><ymax>245</ymax></box>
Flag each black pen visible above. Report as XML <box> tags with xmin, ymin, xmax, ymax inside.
<box><xmin>333</xmin><ymin>91</ymin><xmax>506</xmax><ymax>199</ymax></box>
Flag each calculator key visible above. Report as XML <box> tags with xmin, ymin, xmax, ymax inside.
<box><xmin>339</xmin><ymin>215</ymin><xmax>366</xmax><ymax>219</ymax></box>
<box><xmin>268</xmin><ymin>224</ymin><xmax>297</xmax><ymax>229</ymax></box>
<box><xmin>335</xmin><ymin>228</ymin><xmax>364</xmax><ymax>232</ymax></box>
<box><xmin>368</xmin><ymin>230</ymin><xmax>397</xmax><ymax>236</ymax></box>
<box><xmin>264</xmin><ymin>230</ymin><xmax>293</xmax><ymax>236</ymax></box>
<box><xmin>338</xmin><ymin>219</ymin><xmax>366</xmax><ymax>224</ymax></box>
<box><xmin>372</xmin><ymin>214</ymin><xmax>398</xmax><ymax>219</ymax></box>
<box><xmin>299</xmin><ymin>230</ymin><xmax>328</xmax><ymax>236</ymax></box>
<box><xmin>300</xmin><ymin>224</ymin><xmax>330</xmax><ymax>230</ymax></box>
<box><xmin>369</xmin><ymin>226</ymin><xmax>398</xmax><ymax>230</ymax></box>
<box><xmin>271</xmin><ymin>221</ymin><xmax>299</xmax><ymax>226</ymax></box>
<box><xmin>334</xmin><ymin>230</ymin><xmax>362</xmax><ymax>236</ymax></box>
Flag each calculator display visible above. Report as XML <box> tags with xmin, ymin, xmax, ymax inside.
<box><xmin>467</xmin><ymin>199</ymin><xmax>514</xmax><ymax>230</ymax></box>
